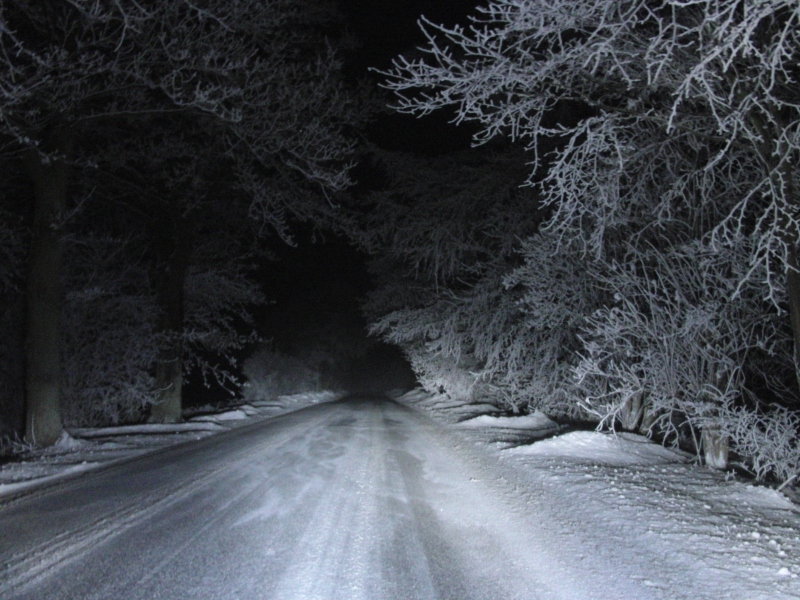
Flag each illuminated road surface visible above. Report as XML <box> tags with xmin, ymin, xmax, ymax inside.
<box><xmin>0</xmin><ymin>396</ymin><xmax>645</xmax><ymax>600</ymax></box>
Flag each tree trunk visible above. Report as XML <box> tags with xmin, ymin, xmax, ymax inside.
<box><xmin>787</xmin><ymin>249</ymin><xmax>800</xmax><ymax>390</ymax></box>
<box><xmin>637</xmin><ymin>394</ymin><xmax>656</xmax><ymax>435</ymax></box>
<box><xmin>0</xmin><ymin>294</ymin><xmax>26</xmax><ymax>440</ymax></box>
<box><xmin>148</xmin><ymin>209</ymin><xmax>192</xmax><ymax>424</ymax></box>
<box><xmin>618</xmin><ymin>391</ymin><xmax>643</xmax><ymax>431</ymax></box>
<box><xmin>150</xmin><ymin>332</ymin><xmax>184</xmax><ymax>424</ymax></box>
<box><xmin>779</xmin><ymin>156</ymin><xmax>800</xmax><ymax>390</ymax></box>
<box><xmin>702</xmin><ymin>425</ymin><xmax>729</xmax><ymax>470</ymax></box>
<box><xmin>22</xmin><ymin>136</ymin><xmax>71</xmax><ymax>446</ymax></box>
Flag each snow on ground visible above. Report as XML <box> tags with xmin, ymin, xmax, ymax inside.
<box><xmin>2</xmin><ymin>389</ymin><xmax>799</xmax><ymax>599</ymax></box>
<box><xmin>0</xmin><ymin>390</ymin><xmax>340</xmax><ymax>496</ymax></box>
<box><xmin>456</xmin><ymin>411</ymin><xmax>559</xmax><ymax>431</ymax></box>
<box><xmin>395</xmin><ymin>389</ymin><xmax>800</xmax><ymax>598</ymax></box>
<box><xmin>4</xmin><ymin>386</ymin><xmax>800</xmax><ymax>598</ymax></box>
<box><xmin>511</xmin><ymin>429</ymin><xmax>692</xmax><ymax>466</ymax></box>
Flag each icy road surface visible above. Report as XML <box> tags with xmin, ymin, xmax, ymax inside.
<box><xmin>0</xmin><ymin>395</ymin><xmax>796</xmax><ymax>600</ymax></box>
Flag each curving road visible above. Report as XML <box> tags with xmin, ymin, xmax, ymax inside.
<box><xmin>0</xmin><ymin>396</ymin><xmax>644</xmax><ymax>600</ymax></box>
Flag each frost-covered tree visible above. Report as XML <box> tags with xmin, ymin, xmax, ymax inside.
<box><xmin>575</xmin><ymin>239</ymin><xmax>794</xmax><ymax>468</ymax></box>
<box><xmin>94</xmin><ymin>124</ymin><xmax>266</xmax><ymax>424</ymax></box>
<box><xmin>0</xmin><ymin>0</ymin><xmax>359</xmax><ymax>442</ymax></box>
<box><xmin>380</xmin><ymin>0</ymin><xmax>800</xmax><ymax>479</ymax></box>
<box><xmin>370</xmin><ymin>271</ymin><xmax>506</xmax><ymax>404</ymax></box>
<box><xmin>58</xmin><ymin>166</ymin><xmax>266</xmax><ymax>428</ymax></box>
<box><xmin>61</xmin><ymin>235</ymin><xmax>158</xmax><ymax>427</ymax></box>
<box><xmin>382</xmin><ymin>0</ymin><xmax>799</xmax><ymax>361</ymax></box>
<box><xmin>365</xmin><ymin>147</ymin><xmax>544</xmax><ymax>409</ymax></box>
<box><xmin>502</xmin><ymin>233</ymin><xmax>599</xmax><ymax>418</ymax></box>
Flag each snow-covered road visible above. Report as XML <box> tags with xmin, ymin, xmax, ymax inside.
<box><xmin>0</xmin><ymin>395</ymin><xmax>797</xmax><ymax>599</ymax></box>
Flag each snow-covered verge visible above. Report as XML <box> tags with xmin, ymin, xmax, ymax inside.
<box><xmin>395</xmin><ymin>389</ymin><xmax>800</xmax><ymax>596</ymax></box>
<box><xmin>0</xmin><ymin>391</ymin><xmax>340</xmax><ymax>497</ymax></box>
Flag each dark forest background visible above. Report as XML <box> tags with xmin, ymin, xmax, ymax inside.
<box><xmin>0</xmin><ymin>0</ymin><xmax>798</xmax><ymax>491</ymax></box>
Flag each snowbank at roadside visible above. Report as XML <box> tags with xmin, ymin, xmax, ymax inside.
<box><xmin>497</xmin><ymin>430</ymin><xmax>800</xmax><ymax>594</ymax></box>
<box><xmin>508</xmin><ymin>429</ymin><xmax>690</xmax><ymax>466</ymax></box>
<box><xmin>397</xmin><ymin>387</ymin><xmax>800</xmax><ymax>595</ymax></box>
<box><xmin>394</xmin><ymin>389</ymin><xmax>562</xmax><ymax>446</ymax></box>
<box><xmin>71</xmin><ymin>421</ymin><xmax>227</xmax><ymax>438</ymax></box>
<box><xmin>0</xmin><ymin>390</ymin><xmax>342</xmax><ymax>496</ymax></box>
<box><xmin>392</xmin><ymin>389</ymin><xmax>502</xmax><ymax>423</ymax></box>
<box><xmin>457</xmin><ymin>411</ymin><xmax>558</xmax><ymax>432</ymax></box>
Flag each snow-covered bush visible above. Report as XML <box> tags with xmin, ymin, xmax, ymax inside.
<box><xmin>378</xmin><ymin>0</ymin><xmax>800</xmax><ymax>485</ymax></box>
<box><xmin>501</xmin><ymin>234</ymin><xmax>599</xmax><ymax>418</ymax></box>
<box><xmin>62</xmin><ymin>237</ymin><xmax>158</xmax><ymax>427</ymax></box>
<box><xmin>370</xmin><ymin>300</ymin><xmax>480</xmax><ymax>404</ymax></box>
<box><xmin>241</xmin><ymin>346</ymin><xmax>321</xmax><ymax>402</ymax></box>
<box><xmin>575</xmin><ymin>240</ymin><xmax>793</xmax><ymax>469</ymax></box>
<box><xmin>370</xmin><ymin>266</ymin><xmax>523</xmax><ymax>409</ymax></box>
<box><xmin>183</xmin><ymin>261</ymin><xmax>264</xmax><ymax>393</ymax></box>
<box><xmin>403</xmin><ymin>344</ymin><xmax>482</xmax><ymax>403</ymax></box>
<box><xmin>726</xmin><ymin>403</ymin><xmax>800</xmax><ymax>486</ymax></box>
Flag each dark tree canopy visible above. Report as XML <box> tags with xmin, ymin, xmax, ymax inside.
<box><xmin>0</xmin><ymin>0</ymin><xmax>362</xmax><ymax>443</ymax></box>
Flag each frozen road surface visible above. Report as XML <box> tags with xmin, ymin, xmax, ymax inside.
<box><xmin>0</xmin><ymin>395</ymin><xmax>776</xmax><ymax>600</ymax></box>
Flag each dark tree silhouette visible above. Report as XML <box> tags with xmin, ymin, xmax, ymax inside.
<box><xmin>0</xmin><ymin>0</ymin><xmax>359</xmax><ymax>442</ymax></box>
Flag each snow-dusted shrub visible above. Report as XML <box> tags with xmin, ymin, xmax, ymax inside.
<box><xmin>403</xmin><ymin>344</ymin><xmax>481</xmax><ymax>403</ymax></box>
<box><xmin>500</xmin><ymin>234</ymin><xmax>599</xmax><ymax>418</ymax></box>
<box><xmin>242</xmin><ymin>346</ymin><xmax>321</xmax><ymax>402</ymax></box>
<box><xmin>726</xmin><ymin>403</ymin><xmax>800</xmax><ymax>486</ymax></box>
<box><xmin>183</xmin><ymin>261</ymin><xmax>264</xmax><ymax>392</ymax></box>
<box><xmin>576</xmin><ymin>240</ymin><xmax>793</xmax><ymax>469</ymax></box>
<box><xmin>371</xmin><ymin>302</ymin><xmax>480</xmax><ymax>404</ymax></box>
<box><xmin>62</xmin><ymin>237</ymin><xmax>158</xmax><ymax>427</ymax></box>
<box><xmin>371</xmin><ymin>266</ymin><xmax>525</xmax><ymax>409</ymax></box>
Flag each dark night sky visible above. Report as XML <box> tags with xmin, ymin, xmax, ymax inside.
<box><xmin>340</xmin><ymin>0</ymin><xmax>481</xmax><ymax>72</ymax></box>
<box><xmin>339</xmin><ymin>0</ymin><xmax>481</xmax><ymax>154</ymax></box>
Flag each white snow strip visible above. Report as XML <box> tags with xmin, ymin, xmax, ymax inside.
<box><xmin>191</xmin><ymin>409</ymin><xmax>249</xmax><ymax>423</ymax></box>
<box><xmin>457</xmin><ymin>410</ymin><xmax>558</xmax><ymax>431</ymax></box>
<box><xmin>70</xmin><ymin>422</ymin><xmax>226</xmax><ymax>438</ymax></box>
<box><xmin>507</xmin><ymin>429</ymin><xmax>689</xmax><ymax>466</ymax></box>
<box><xmin>1</xmin><ymin>391</ymin><xmax>344</xmax><ymax>496</ymax></box>
<box><xmin>52</xmin><ymin>430</ymin><xmax>90</xmax><ymax>451</ymax></box>
<box><xmin>0</xmin><ymin>462</ymin><xmax>99</xmax><ymax>496</ymax></box>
